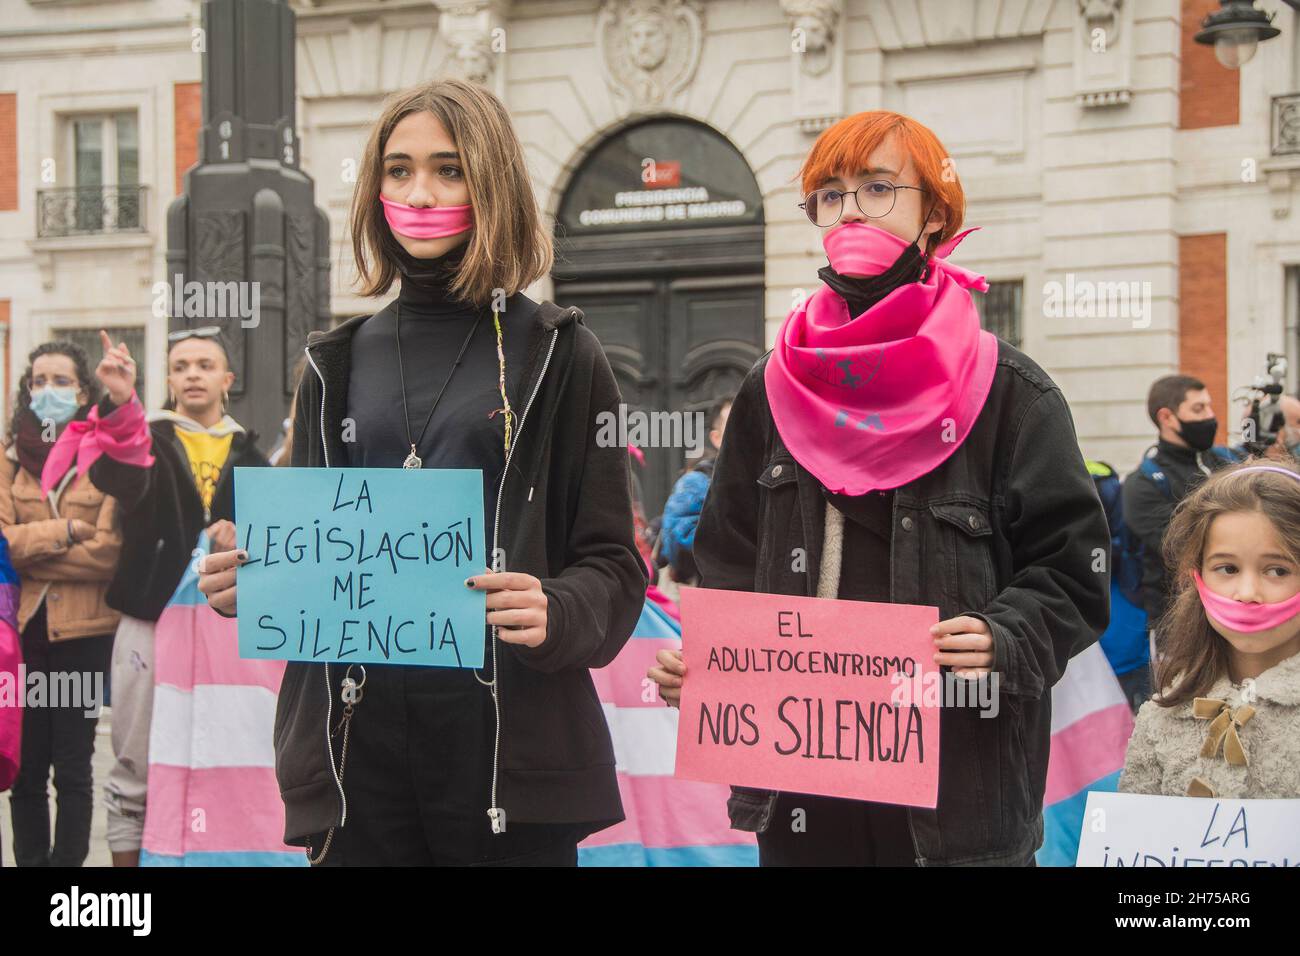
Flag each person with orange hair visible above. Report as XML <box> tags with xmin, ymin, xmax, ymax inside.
<box><xmin>648</xmin><ymin>111</ymin><xmax>1110</xmax><ymax>866</ymax></box>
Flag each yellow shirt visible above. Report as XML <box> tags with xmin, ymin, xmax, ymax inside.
<box><xmin>174</xmin><ymin>429</ymin><xmax>234</xmax><ymax>510</ymax></box>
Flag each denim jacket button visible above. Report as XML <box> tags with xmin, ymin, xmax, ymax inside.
<box><xmin>968</xmin><ymin>514</ymin><xmax>979</xmax><ymax>530</ymax></box>
<box><xmin>901</xmin><ymin>516</ymin><xmax>914</xmax><ymax>531</ymax></box>
<box><xmin>771</xmin><ymin>464</ymin><xmax>783</xmax><ymax>478</ymax></box>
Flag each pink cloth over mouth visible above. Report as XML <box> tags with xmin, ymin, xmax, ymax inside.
<box><xmin>379</xmin><ymin>195</ymin><xmax>474</xmax><ymax>240</ymax></box>
<box><xmin>40</xmin><ymin>392</ymin><xmax>154</xmax><ymax>497</ymax></box>
<box><xmin>764</xmin><ymin>226</ymin><xmax>999</xmax><ymax>496</ymax></box>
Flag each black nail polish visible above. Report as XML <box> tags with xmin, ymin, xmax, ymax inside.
<box><xmin>464</xmin><ymin>578</ymin><xmax>475</xmax><ymax>588</ymax></box>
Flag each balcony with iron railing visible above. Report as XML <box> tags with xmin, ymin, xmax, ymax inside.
<box><xmin>35</xmin><ymin>185</ymin><xmax>147</xmax><ymax>238</ymax></box>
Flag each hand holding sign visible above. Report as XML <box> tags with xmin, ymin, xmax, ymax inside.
<box><xmin>197</xmin><ymin>547</ymin><xmax>246</xmax><ymax>615</ymax></box>
<box><xmin>206</xmin><ymin>519</ymin><xmax>237</xmax><ymax>554</ymax></box>
<box><xmin>930</xmin><ymin>615</ymin><xmax>994</xmax><ymax>678</ymax></box>
<box><xmin>468</xmin><ymin>570</ymin><xmax>549</xmax><ymax>649</ymax></box>
<box><xmin>648</xmin><ymin>647</ymin><xmax>685</xmax><ymax>706</ymax></box>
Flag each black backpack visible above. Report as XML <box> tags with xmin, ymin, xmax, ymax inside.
<box><xmin>1087</xmin><ymin>460</ymin><xmax>1144</xmax><ymax>608</ymax></box>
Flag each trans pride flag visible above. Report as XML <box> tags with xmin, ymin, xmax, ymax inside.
<box><xmin>0</xmin><ymin>534</ymin><xmax>21</xmax><ymax>793</ymax></box>
<box><xmin>1036</xmin><ymin>641</ymin><xmax>1135</xmax><ymax>866</ymax></box>
<box><xmin>582</xmin><ymin>584</ymin><xmax>1133</xmax><ymax>867</ymax></box>
<box><xmin>580</xmin><ymin>596</ymin><xmax>758</xmax><ymax>866</ymax></box>
<box><xmin>140</xmin><ymin>535</ymin><xmax>305</xmax><ymax>867</ymax></box>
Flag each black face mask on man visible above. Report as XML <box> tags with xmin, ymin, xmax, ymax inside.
<box><xmin>1174</xmin><ymin>416</ymin><xmax>1218</xmax><ymax>452</ymax></box>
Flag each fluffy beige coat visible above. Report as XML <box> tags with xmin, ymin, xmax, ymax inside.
<box><xmin>1119</xmin><ymin>650</ymin><xmax>1300</xmax><ymax>799</ymax></box>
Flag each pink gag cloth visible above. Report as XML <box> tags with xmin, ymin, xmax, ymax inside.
<box><xmin>379</xmin><ymin>196</ymin><xmax>473</xmax><ymax>239</ymax></box>
<box><xmin>40</xmin><ymin>392</ymin><xmax>154</xmax><ymax>497</ymax></box>
<box><xmin>765</xmin><ymin>225</ymin><xmax>999</xmax><ymax>496</ymax></box>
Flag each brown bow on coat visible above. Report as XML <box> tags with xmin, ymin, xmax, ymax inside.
<box><xmin>1193</xmin><ymin>698</ymin><xmax>1255</xmax><ymax>766</ymax></box>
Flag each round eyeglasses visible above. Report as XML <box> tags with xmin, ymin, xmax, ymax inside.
<box><xmin>798</xmin><ymin>181</ymin><xmax>927</xmax><ymax>227</ymax></box>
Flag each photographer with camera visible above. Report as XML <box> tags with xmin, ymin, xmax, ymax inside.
<box><xmin>1240</xmin><ymin>355</ymin><xmax>1300</xmax><ymax>462</ymax></box>
<box><xmin>1233</xmin><ymin>354</ymin><xmax>1296</xmax><ymax>460</ymax></box>
<box><xmin>1122</xmin><ymin>376</ymin><xmax>1241</xmax><ymax>647</ymax></box>
<box><xmin>1263</xmin><ymin>393</ymin><xmax>1300</xmax><ymax>460</ymax></box>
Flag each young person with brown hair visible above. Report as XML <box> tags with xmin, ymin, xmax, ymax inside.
<box><xmin>197</xmin><ymin>78</ymin><xmax>646</xmax><ymax>866</ymax></box>
<box><xmin>1121</xmin><ymin>461</ymin><xmax>1300</xmax><ymax>799</ymax></box>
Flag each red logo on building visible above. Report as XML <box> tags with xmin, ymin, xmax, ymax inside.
<box><xmin>643</xmin><ymin>160</ymin><xmax>681</xmax><ymax>188</ymax></box>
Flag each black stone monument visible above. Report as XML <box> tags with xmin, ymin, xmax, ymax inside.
<box><xmin>166</xmin><ymin>0</ymin><xmax>331</xmax><ymax>447</ymax></box>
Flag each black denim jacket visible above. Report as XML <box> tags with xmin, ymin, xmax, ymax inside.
<box><xmin>694</xmin><ymin>340</ymin><xmax>1110</xmax><ymax>866</ymax></box>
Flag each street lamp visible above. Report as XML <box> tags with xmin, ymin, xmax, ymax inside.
<box><xmin>1193</xmin><ymin>1</ymin><xmax>1300</xmax><ymax>69</ymax></box>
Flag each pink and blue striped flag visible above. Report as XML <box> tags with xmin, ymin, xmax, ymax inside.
<box><xmin>0</xmin><ymin>533</ymin><xmax>21</xmax><ymax>793</ymax></box>
<box><xmin>580</xmin><ymin>595</ymin><xmax>758</xmax><ymax>866</ymax></box>
<box><xmin>1036</xmin><ymin>641</ymin><xmax>1135</xmax><ymax>866</ymax></box>
<box><xmin>140</xmin><ymin>534</ymin><xmax>306</xmax><ymax>867</ymax></box>
<box><xmin>583</xmin><ymin>586</ymin><xmax>1134</xmax><ymax>866</ymax></box>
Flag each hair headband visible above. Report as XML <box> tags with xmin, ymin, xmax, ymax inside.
<box><xmin>1229</xmin><ymin>465</ymin><xmax>1300</xmax><ymax>483</ymax></box>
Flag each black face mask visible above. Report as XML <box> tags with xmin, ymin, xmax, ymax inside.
<box><xmin>1176</xmin><ymin>416</ymin><xmax>1218</xmax><ymax>452</ymax></box>
<box><xmin>817</xmin><ymin>241</ymin><xmax>928</xmax><ymax>317</ymax></box>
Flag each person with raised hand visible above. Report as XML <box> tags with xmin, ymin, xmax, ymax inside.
<box><xmin>83</xmin><ymin>326</ymin><xmax>268</xmax><ymax>865</ymax></box>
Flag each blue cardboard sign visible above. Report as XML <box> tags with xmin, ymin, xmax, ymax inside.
<box><xmin>234</xmin><ymin>467</ymin><xmax>486</xmax><ymax>668</ymax></box>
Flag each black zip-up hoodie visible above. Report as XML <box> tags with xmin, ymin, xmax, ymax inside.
<box><xmin>272</xmin><ymin>300</ymin><xmax>647</xmax><ymax>843</ymax></box>
<box><xmin>89</xmin><ymin>411</ymin><xmax>268</xmax><ymax>622</ymax></box>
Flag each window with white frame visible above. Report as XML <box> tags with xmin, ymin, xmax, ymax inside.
<box><xmin>53</xmin><ymin>327</ymin><xmax>147</xmax><ymax>399</ymax></box>
<box><xmin>974</xmin><ymin>279</ymin><xmax>1023</xmax><ymax>349</ymax></box>
<box><xmin>37</xmin><ymin>111</ymin><xmax>142</xmax><ymax>236</ymax></box>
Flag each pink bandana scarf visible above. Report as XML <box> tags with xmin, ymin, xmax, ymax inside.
<box><xmin>764</xmin><ymin>222</ymin><xmax>999</xmax><ymax>496</ymax></box>
<box><xmin>39</xmin><ymin>392</ymin><xmax>154</xmax><ymax>497</ymax></box>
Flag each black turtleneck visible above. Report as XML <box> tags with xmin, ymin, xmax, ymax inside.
<box><xmin>344</xmin><ymin>242</ymin><xmax>537</xmax><ymax>540</ymax></box>
<box><xmin>341</xmin><ymin>243</ymin><xmax>595</xmax><ymax>852</ymax></box>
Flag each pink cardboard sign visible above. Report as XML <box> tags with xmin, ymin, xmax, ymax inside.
<box><xmin>674</xmin><ymin>587</ymin><xmax>940</xmax><ymax>808</ymax></box>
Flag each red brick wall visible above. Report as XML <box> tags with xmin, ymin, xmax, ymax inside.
<box><xmin>0</xmin><ymin>299</ymin><xmax>10</xmax><ymax>425</ymax></box>
<box><xmin>174</xmin><ymin>82</ymin><xmax>201</xmax><ymax>195</ymax></box>
<box><xmin>1179</xmin><ymin>233</ymin><xmax>1229</xmax><ymax>445</ymax></box>
<box><xmin>0</xmin><ymin>93</ymin><xmax>17</xmax><ymax>211</ymax></box>
<box><xmin>1179</xmin><ymin>0</ymin><xmax>1240</xmax><ymax>129</ymax></box>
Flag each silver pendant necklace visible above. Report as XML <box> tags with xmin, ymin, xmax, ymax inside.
<box><xmin>394</xmin><ymin>301</ymin><xmax>486</xmax><ymax>469</ymax></box>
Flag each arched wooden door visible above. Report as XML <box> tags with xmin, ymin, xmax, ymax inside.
<box><xmin>553</xmin><ymin>118</ymin><xmax>765</xmax><ymax>517</ymax></box>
